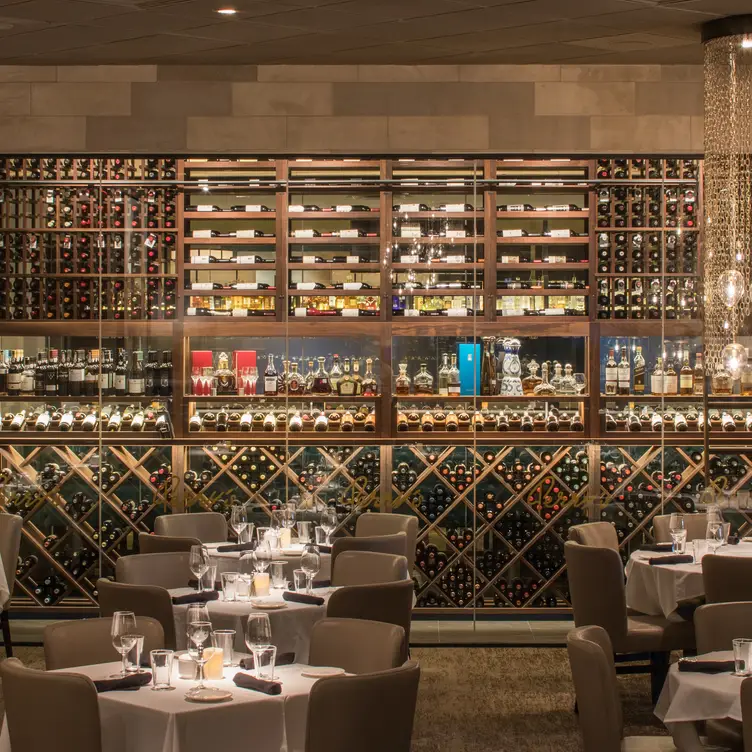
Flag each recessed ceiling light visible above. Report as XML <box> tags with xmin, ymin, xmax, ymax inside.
<box><xmin>742</xmin><ymin>37</ymin><xmax>752</xmax><ymax>48</ymax></box>
<box><xmin>216</xmin><ymin>7</ymin><xmax>237</xmax><ymax>15</ymax></box>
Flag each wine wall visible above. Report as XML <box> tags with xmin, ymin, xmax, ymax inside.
<box><xmin>0</xmin><ymin>154</ymin><xmax>747</xmax><ymax>616</ymax></box>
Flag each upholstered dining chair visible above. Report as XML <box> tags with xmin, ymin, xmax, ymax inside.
<box><xmin>308</xmin><ymin>618</ymin><xmax>405</xmax><ymax>674</ymax></box>
<box><xmin>1</xmin><ymin>657</ymin><xmax>102</xmax><ymax>752</ymax></box>
<box><xmin>742</xmin><ymin>677</ymin><xmax>752</xmax><ymax>752</ymax></box>
<box><xmin>154</xmin><ymin>511</ymin><xmax>227</xmax><ymax>543</ymax></box>
<box><xmin>567</xmin><ymin>521</ymin><xmax>619</xmax><ymax>551</ymax></box>
<box><xmin>652</xmin><ymin>513</ymin><xmax>708</xmax><ymax>544</ymax></box>
<box><xmin>97</xmin><ymin>579</ymin><xmax>177</xmax><ymax>650</ymax></box>
<box><xmin>565</xmin><ymin>541</ymin><xmax>695</xmax><ymax>703</ymax></box>
<box><xmin>326</xmin><ymin>579</ymin><xmax>414</xmax><ymax>661</ymax></box>
<box><xmin>331</xmin><ymin>532</ymin><xmax>408</xmax><ymax>575</ymax></box>
<box><xmin>0</xmin><ymin>512</ymin><xmax>23</xmax><ymax>656</ymax></box>
<box><xmin>115</xmin><ymin>551</ymin><xmax>192</xmax><ymax>589</ymax></box>
<box><xmin>567</xmin><ymin>626</ymin><xmax>677</xmax><ymax>752</ymax></box>
<box><xmin>138</xmin><ymin>532</ymin><xmax>201</xmax><ymax>554</ymax></box>
<box><xmin>44</xmin><ymin>615</ymin><xmax>164</xmax><ymax>670</ymax></box>
<box><xmin>305</xmin><ymin>661</ymin><xmax>420</xmax><ymax>752</ymax></box>
<box><xmin>355</xmin><ymin>512</ymin><xmax>418</xmax><ymax>572</ymax></box>
<box><xmin>331</xmin><ymin>551</ymin><xmax>408</xmax><ymax>587</ymax></box>
<box><xmin>703</xmin><ymin>554</ymin><xmax>752</xmax><ymax>603</ymax></box>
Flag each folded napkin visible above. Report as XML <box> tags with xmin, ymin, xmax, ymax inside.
<box><xmin>729</xmin><ymin>535</ymin><xmax>741</xmax><ymax>545</ymax></box>
<box><xmin>675</xmin><ymin>595</ymin><xmax>706</xmax><ymax>623</ymax></box>
<box><xmin>317</xmin><ymin>546</ymin><xmax>332</xmax><ymax>554</ymax></box>
<box><xmin>313</xmin><ymin>579</ymin><xmax>331</xmax><ymax>589</ymax></box>
<box><xmin>188</xmin><ymin>580</ymin><xmax>221</xmax><ymax>591</ymax></box>
<box><xmin>283</xmin><ymin>591</ymin><xmax>324</xmax><ymax>606</ymax></box>
<box><xmin>172</xmin><ymin>591</ymin><xmax>220</xmax><ymax>605</ymax></box>
<box><xmin>678</xmin><ymin>659</ymin><xmax>735</xmax><ymax>674</ymax></box>
<box><xmin>216</xmin><ymin>542</ymin><xmax>256</xmax><ymax>553</ymax></box>
<box><xmin>649</xmin><ymin>554</ymin><xmax>694</xmax><ymax>566</ymax></box>
<box><xmin>639</xmin><ymin>543</ymin><xmax>674</xmax><ymax>553</ymax></box>
<box><xmin>232</xmin><ymin>672</ymin><xmax>281</xmax><ymax>695</ymax></box>
<box><xmin>239</xmin><ymin>652</ymin><xmax>295</xmax><ymax>671</ymax></box>
<box><xmin>94</xmin><ymin>672</ymin><xmax>152</xmax><ymax>693</ymax></box>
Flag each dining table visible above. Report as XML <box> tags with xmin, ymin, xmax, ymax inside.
<box><xmin>205</xmin><ymin>542</ymin><xmax>332</xmax><ymax>583</ymax></box>
<box><xmin>625</xmin><ymin>542</ymin><xmax>752</xmax><ymax>620</ymax></box>
<box><xmin>0</xmin><ymin>660</ymin><xmax>320</xmax><ymax>752</ymax></box>
<box><xmin>171</xmin><ymin>586</ymin><xmax>335</xmax><ymax>662</ymax></box>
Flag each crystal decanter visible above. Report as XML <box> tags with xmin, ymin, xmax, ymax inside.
<box><xmin>533</xmin><ymin>361</ymin><xmax>556</xmax><ymax>396</ymax></box>
<box><xmin>499</xmin><ymin>337</ymin><xmax>523</xmax><ymax>396</ymax></box>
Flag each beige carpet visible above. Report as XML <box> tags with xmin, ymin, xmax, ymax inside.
<box><xmin>2</xmin><ymin>646</ymin><xmax>667</xmax><ymax>752</ymax></box>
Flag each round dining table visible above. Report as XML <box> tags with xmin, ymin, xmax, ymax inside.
<box><xmin>205</xmin><ymin>542</ymin><xmax>332</xmax><ymax>583</ymax></box>
<box><xmin>625</xmin><ymin>542</ymin><xmax>752</xmax><ymax>620</ymax></box>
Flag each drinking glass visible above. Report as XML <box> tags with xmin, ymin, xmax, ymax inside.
<box><xmin>235</xmin><ymin>573</ymin><xmax>252</xmax><ymax>601</ymax></box>
<box><xmin>692</xmin><ymin>538</ymin><xmax>707</xmax><ymax>564</ymax></box>
<box><xmin>189</xmin><ymin>544</ymin><xmax>210</xmax><ymax>591</ymax></box>
<box><xmin>186</xmin><ymin>621</ymin><xmax>213</xmax><ymax>697</ymax></box>
<box><xmin>707</xmin><ymin>522</ymin><xmax>724</xmax><ymax>554</ymax></box>
<box><xmin>320</xmin><ymin>508</ymin><xmax>338</xmax><ymax>545</ymax></box>
<box><xmin>200</xmin><ymin>564</ymin><xmax>217</xmax><ymax>592</ymax></box>
<box><xmin>111</xmin><ymin>611</ymin><xmax>138</xmax><ymax>678</ymax></box>
<box><xmin>282</xmin><ymin>503</ymin><xmax>297</xmax><ymax>537</ymax></box>
<box><xmin>239</xmin><ymin>523</ymin><xmax>255</xmax><ymax>544</ymax></box>
<box><xmin>270</xmin><ymin>561</ymin><xmax>287</xmax><ymax>589</ymax></box>
<box><xmin>221</xmin><ymin>572</ymin><xmax>238</xmax><ymax>602</ymax></box>
<box><xmin>314</xmin><ymin>525</ymin><xmax>327</xmax><ymax>546</ymax></box>
<box><xmin>301</xmin><ymin>544</ymin><xmax>321</xmax><ymax>594</ymax></box>
<box><xmin>574</xmin><ymin>373</ymin><xmax>587</xmax><ymax>395</ymax></box>
<box><xmin>150</xmin><ymin>649</ymin><xmax>175</xmax><ymax>691</ymax></box>
<box><xmin>125</xmin><ymin>635</ymin><xmax>145</xmax><ymax>673</ymax></box>
<box><xmin>293</xmin><ymin>569</ymin><xmax>306</xmax><ymax>591</ymax></box>
<box><xmin>211</xmin><ymin>629</ymin><xmax>236</xmax><ymax>667</ymax></box>
<box><xmin>733</xmin><ymin>638</ymin><xmax>752</xmax><ymax>676</ymax></box>
<box><xmin>253</xmin><ymin>540</ymin><xmax>272</xmax><ymax>573</ymax></box>
<box><xmin>230</xmin><ymin>505</ymin><xmax>248</xmax><ymax>541</ymax></box>
<box><xmin>245</xmin><ymin>613</ymin><xmax>272</xmax><ymax>677</ymax></box>
<box><xmin>255</xmin><ymin>646</ymin><xmax>277</xmax><ymax>681</ymax></box>
<box><xmin>186</xmin><ymin>604</ymin><xmax>210</xmax><ymax>645</ymax></box>
<box><xmin>269</xmin><ymin>510</ymin><xmax>284</xmax><ymax>550</ymax></box>
<box><xmin>669</xmin><ymin>514</ymin><xmax>687</xmax><ymax>554</ymax></box>
<box><xmin>296</xmin><ymin>520</ymin><xmax>313</xmax><ymax>545</ymax></box>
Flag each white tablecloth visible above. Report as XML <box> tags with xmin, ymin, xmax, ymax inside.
<box><xmin>172</xmin><ymin>587</ymin><xmax>333</xmax><ymax>662</ymax></box>
<box><xmin>625</xmin><ymin>543</ymin><xmax>752</xmax><ymax>620</ymax></box>
<box><xmin>205</xmin><ymin>543</ymin><xmax>332</xmax><ymax>583</ymax></box>
<box><xmin>0</xmin><ymin>661</ymin><xmax>317</xmax><ymax>752</ymax></box>
<box><xmin>0</xmin><ymin>553</ymin><xmax>10</xmax><ymax>609</ymax></box>
<box><xmin>655</xmin><ymin>650</ymin><xmax>742</xmax><ymax>752</ymax></box>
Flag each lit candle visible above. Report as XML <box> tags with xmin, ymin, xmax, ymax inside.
<box><xmin>178</xmin><ymin>654</ymin><xmax>197</xmax><ymax>680</ymax></box>
<box><xmin>203</xmin><ymin>647</ymin><xmax>224</xmax><ymax>680</ymax></box>
<box><xmin>279</xmin><ymin>528</ymin><xmax>292</xmax><ymax>549</ymax></box>
<box><xmin>254</xmin><ymin>572</ymin><xmax>270</xmax><ymax>597</ymax></box>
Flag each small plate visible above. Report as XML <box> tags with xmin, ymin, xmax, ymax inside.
<box><xmin>301</xmin><ymin>666</ymin><xmax>346</xmax><ymax>679</ymax></box>
<box><xmin>250</xmin><ymin>599</ymin><xmax>287</xmax><ymax>610</ymax></box>
<box><xmin>184</xmin><ymin>688</ymin><xmax>233</xmax><ymax>703</ymax></box>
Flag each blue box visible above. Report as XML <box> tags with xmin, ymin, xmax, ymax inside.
<box><xmin>458</xmin><ymin>343</ymin><xmax>481</xmax><ymax>395</ymax></box>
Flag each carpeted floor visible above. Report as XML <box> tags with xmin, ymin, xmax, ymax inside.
<box><xmin>3</xmin><ymin>646</ymin><xmax>667</xmax><ymax>752</ymax></box>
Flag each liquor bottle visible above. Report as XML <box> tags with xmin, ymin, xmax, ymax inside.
<box><xmin>33</xmin><ymin>352</ymin><xmax>46</xmax><ymax>396</ymax></box>
<box><xmin>604</xmin><ymin>348</ymin><xmax>617</xmax><ymax>395</ymax></box>
<box><xmin>712</xmin><ymin>366</ymin><xmax>734</xmax><ymax>396</ymax></box>
<box><xmin>361</xmin><ymin>358</ymin><xmax>378</xmax><ymax>396</ymax></box>
<box><xmin>128</xmin><ymin>351</ymin><xmax>145</xmax><ymax>396</ymax></box>
<box><xmin>692</xmin><ymin>352</ymin><xmax>704</xmax><ymax>396</ymax></box>
<box><xmin>617</xmin><ymin>345</ymin><xmax>630</xmax><ymax>396</ymax></box>
<box><xmin>7</xmin><ymin>352</ymin><xmax>21</xmax><ymax>396</ymax></box>
<box><xmin>286</xmin><ymin>361</ymin><xmax>305</xmax><ymax>395</ymax></box>
<box><xmin>337</xmin><ymin>358</ymin><xmax>356</xmax><ymax>396</ymax></box>
<box><xmin>215</xmin><ymin>352</ymin><xmax>236</xmax><ymax>395</ymax></box>
<box><xmin>143</xmin><ymin>350</ymin><xmax>158</xmax><ymax>396</ymax></box>
<box><xmin>68</xmin><ymin>349</ymin><xmax>84</xmax><ymax>397</ymax></box>
<box><xmin>264</xmin><ymin>355</ymin><xmax>279</xmax><ymax>396</ymax></box>
<box><xmin>329</xmin><ymin>354</ymin><xmax>343</xmax><ymax>393</ymax></box>
<box><xmin>448</xmin><ymin>354</ymin><xmax>461</xmax><ymax>396</ymax></box>
<box><xmin>679</xmin><ymin>350</ymin><xmax>694</xmax><ymax>395</ymax></box>
<box><xmin>21</xmin><ymin>357</ymin><xmax>34</xmax><ymax>396</ymax></box>
<box><xmin>413</xmin><ymin>363</ymin><xmax>434</xmax><ymax>396</ymax></box>
<box><xmin>633</xmin><ymin>347</ymin><xmax>645</xmax><ymax>394</ymax></box>
<box><xmin>395</xmin><ymin>362</ymin><xmax>411</xmax><ymax>396</ymax></box>
<box><xmin>480</xmin><ymin>337</ymin><xmax>497</xmax><ymax>396</ymax></box>
<box><xmin>351</xmin><ymin>359</ymin><xmax>363</xmax><ymax>395</ymax></box>
<box><xmin>741</xmin><ymin>351</ymin><xmax>752</xmax><ymax>397</ymax></box>
<box><xmin>522</xmin><ymin>360</ymin><xmax>542</xmax><ymax>395</ymax></box>
<box><xmin>311</xmin><ymin>357</ymin><xmax>332</xmax><ymax>395</ymax></box>
<box><xmin>651</xmin><ymin>357</ymin><xmax>664</xmax><ymax>396</ymax></box>
<box><xmin>664</xmin><ymin>357</ymin><xmax>678</xmax><ymax>396</ymax></box>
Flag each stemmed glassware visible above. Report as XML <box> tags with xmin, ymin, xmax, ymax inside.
<box><xmin>245</xmin><ymin>613</ymin><xmax>272</xmax><ymax>678</ymax></box>
<box><xmin>111</xmin><ymin>611</ymin><xmax>138</xmax><ymax>678</ymax></box>
<box><xmin>269</xmin><ymin>509</ymin><xmax>284</xmax><ymax>550</ymax></box>
<box><xmin>281</xmin><ymin>502</ymin><xmax>297</xmax><ymax>545</ymax></box>
<box><xmin>319</xmin><ymin>507</ymin><xmax>338</xmax><ymax>545</ymax></box>
<box><xmin>301</xmin><ymin>544</ymin><xmax>321</xmax><ymax>594</ymax></box>
<box><xmin>230</xmin><ymin>506</ymin><xmax>249</xmax><ymax>542</ymax></box>
<box><xmin>253</xmin><ymin>540</ymin><xmax>272</xmax><ymax>574</ymax></box>
<box><xmin>574</xmin><ymin>373</ymin><xmax>587</xmax><ymax>395</ymax></box>
<box><xmin>189</xmin><ymin>545</ymin><xmax>210</xmax><ymax>591</ymax></box>
<box><xmin>669</xmin><ymin>514</ymin><xmax>687</xmax><ymax>553</ymax></box>
<box><xmin>706</xmin><ymin>521</ymin><xmax>724</xmax><ymax>554</ymax></box>
<box><xmin>186</xmin><ymin>620</ymin><xmax>217</xmax><ymax>699</ymax></box>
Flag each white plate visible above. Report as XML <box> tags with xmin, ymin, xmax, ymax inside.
<box><xmin>250</xmin><ymin>599</ymin><xmax>287</xmax><ymax>610</ymax></box>
<box><xmin>301</xmin><ymin>666</ymin><xmax>346</xmax><ymax>679</ymax></box>
<box><xmin>184</xmin><ymin>688</ymin><xmax>233</xmax><ymax>703</ymax></box>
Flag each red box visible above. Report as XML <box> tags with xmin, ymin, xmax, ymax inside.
<box><xmin>191</xmin><ymin>351</ymin><xmax>213</xmax><ymax>370</ymax></box>
<box><xmin>233</xmin><ymin>351</ymin><xmax>257</xmax><ymax>372</ymax></box>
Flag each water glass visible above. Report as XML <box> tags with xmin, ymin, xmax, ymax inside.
<box><xmin>722</xmin><ymin>522</ymin><xmax>731</xmax><ymax>543</ymax></box>
<box><xmin>200</xmin><ymin>564</ymin><xmax>217</xmax><ymax>592</ymax></box>
<box><xmin>189</xmin><ymin>545</ymin><xmax>210</xmax><ymax>592</ymax></box>
<box><xmin>111</xmin><ymin>611</ymin><xmax>138</xmax><ymax>678</ymax></box>
<box><xmin>692</xmin><ymin>539</ymin><xmax>707</xmax><ymax>563</ymax></box>
<box><xmin>211</xmin><ymin>629</ymin><xmax>236</xmax><ymax>667</ymax></box>
<box><xmin>255</xmin><ymin>645</ymin><xmax>277</xmax><ymax>681</ymax></box>
<box><xmin>236</xmin><ymin>574</ymin><xmax>252</xmax><ymax>601</ymax></box>
<box><xmin>296</xmin><ymin>521</ymin><xmax>312</xmax><ymax>544</ymax></box>
<box><xmin>314</xmin><ymin>526</ymin><xmax>327</xmax><ymax>546</ymax></box>
<box><xmin>150</xmin><ymin>649</ymin><xmax>175</xmax><ymax>691</ymax></box>
<box><xmin>125</xmin><ymin>635</ymin><xmax>145</xmax><ymax>673</ymax></box>
<box><xmin>221</xmin><ymin>572</ymin><xmax>239</xmax><ymax>602</ymax></box>
<box><xmin>707</xmin><ymin>522</ymin><xmax>724</xmax><ymax>554</ymax></box>
<box><xmin>257</xmin><ymin>526</ymin><xmax>270</xmax><ymax>543</ymax></box>
<box><xmin>270</xmin><ymin>561</ymin><xmax>287</xmax><ymax>589</ymax></box>
<box><xmin>293</xmin><ymin>569</ymin><xmax>306</xmax><ymax>591</ymax></box>
<box><xmin>301</xmin><ymin>544</ymin><xmax>321</xmax><ymax>594</ymax></box>
<box><xmin>733</xmin><ymin>638</ymin><xmax>752</xmax><ymax>676</ymax></box>
<box><xmin>670</xmin><ymin>529</ymin><xmax>688</xmax><ymax>554</ymax></box>
<box><xmin>239</xmin><ymin>524</ymin><xmax>255</xmax><ymax>544</ymax></box>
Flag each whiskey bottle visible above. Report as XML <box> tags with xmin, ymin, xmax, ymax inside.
<box><xmin>712</xmin><ymin>366</ymin><xmax>734</xmax><ymax>396</ymax></box>
<box><xmin>680</xmin><ymin>350</ymin><xmax>694</xmax><ymax>395</ymax></box>
<box><xmin>448</xmin><ymin>354</ymin><xmax>461</xmax><ymax>396</ymax></box>
<box><xmin>329</xmin><ymin>354</ymin><xmax>343</xmax><ymax>393</ymax></box>
<box><xmin>361</xmin><ymin>358</ymin><xmax>378</xmax><ymax>396</ymax></box>
<box><xmin>605</xmin><ymin>348</ymin><xmax>617</xmax><ymax>396</ymax></box>
<box><xmin>215</xmin><ymin>352</ymin><xmax>236</xmax><ymax>395</ymax></box>
<box><xmin>337</xmin><ymin>358</ymin><xmax>356</xmax><ymax>396</ymax></box>
<box><xmin>413</xmin><ymin>363</ymin><xmax>434</xmax><ymax>396</ymax></box>
<box><xmin>129</xmin><ymin>351</ymin><xmax>145</xmax><ymax>396</ymax></box>
<box><xmin>617</xmin><ymin>345</ymin><xmax>630</xmax><ymax>396</ymax></box>
<box><xmin>522</xmin><ymin>360</ymin><xmax>542</xmax><ymax>395</ymax></box>
<box><xmin>693</xmin><ymin>352</ymin><xmax>704</xmax><ymax>396</ymax></box>
<box><xmin>651</xmin><ymin>357</ymin><xmax>664</xmax><ymax>395</ymax></box>
<box><xmin>663</xmin><ymin>357</ymin><xmax>678</xmax><ymax>396</ymax></box>
<box><xmin>311</xmin><ymin>356</ymin><xmax>332</xmax><ymax>395</ymax></box>
<box><xmin>395</xmin><ymin>362</ymin><xmax>411</xmax><ymax>396</ymax></box>
<box><xmin>264</xmin><ymin>355</ymin><xmax>279</xmax><ymax>397</ymax></box>
<box><xmin>437</xmin><ymin>353</ymin><xmax>450</xmax><ymax>396</ymax></box>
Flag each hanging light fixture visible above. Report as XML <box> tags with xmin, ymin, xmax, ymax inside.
<box><xmin>702</xmin><ymin>15</ymin><xmax>752</xmax><ymax>373</ymax></box>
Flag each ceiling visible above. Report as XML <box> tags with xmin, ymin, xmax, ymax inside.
<box><xmin>0</xmin><ymin>0</ymin><xmax>744</xmax><ymax>64</ymax></box>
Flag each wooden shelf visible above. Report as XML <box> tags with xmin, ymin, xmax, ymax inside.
<box><xmin>288</xmin><ymin>263</ymin><xmax>380</xmax><ymax>271</ymax></box>
<box><xmin>184</xmin><ymin>212</ymin><xmax>275</xmax><ymax>220</ymax></box>
<box><xmin>185</xmin><ymin>288</ymin><xmax>275</xmax><ymax>296</ymax></box>
<box><xmin>0</xmin><ymin>395</ymin><xmax>171</xmax><ymax>403</ymax></box>
<box><xmin>288</xmin><ymin>236</ymin><xmax>380</xmax><ymax>245</ymax></box>
<box><xmin>496</xmin><ymin>288</ymin><xmax>588</xmax><ymax>296</ymax></box>
<box><xmin>496</xmin><ymin>236</ymin><xmax>588</xmax><ymax>245</ymax></box>
<box><xmin>392</xmin><ymin>237</ymin><xmax>483</xmax><ymax>244</ymax></box>
<box><xmin>497</xmin><ymin>263</ymin><xmax>588</xmax><ymax>271</ymax></box>
<box><xmin>287</xmin><ymin>211</ymin><xmax>379</xmax><ymax>219</ymax></box>
<box><xmin>0</xmin><ymin>320</ymin><xmax>174</xmax><ymax>336</ymax></box>
<box><xmin>184</xmin><ymin>263</ymin><xmax>274</xmax><ymax>271</ymax></box>
<box><xmin>393</xmin><ymin>394</ymin><xmax>588</xmax><ymax>402</ymax></box>
<box><xmin>597</xmin><ymin>320</ymin><xmax>702</xmax><ymax>336</ymax></box>
<box><xmin>393</xmin><ymin>211</ymin><xmax>483</xmax><ymax>219</ymax></box>
<box><xmin>288</xmin><ymin>288</ymin><xmax>377</xmax><ymax>295</ymax></box>
<box><xmin>392</xmin><ymin>289</ymin><xmax>481</xmax><ymax>296</ymax></box>
<box><xmin>392</xmin><ymin>263</ymin><xmax>483</xmax><ymax>271</ymax></box>
<box><xmin>187</xmin><ymin>394</ymin><xmax>379</xmax><ymax>403</ymax></box>
<box><xmin>496</xmin><ymin>211</ymin><xmax>589</xmax><ymax>219</ymax></box>
<box><xmin>600</xmin><ymin>394</ymin><xmax>700</xmax><ymax>401</ymax></box>
<box><xmin>185</xmin><ymin>237</ymin><xmax>275</xmax><ymax>245</ymax></box>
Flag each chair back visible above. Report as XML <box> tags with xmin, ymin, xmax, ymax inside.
<box><xmin>305</xmin><ymin>661</ymin><xmax>420</xmax><ymax>752</ymax></box>
<box><xmin>653</xmin><ymin>513</ymin><xmax>708</xmax><ymax>543</ymax></box>
<box><xmin>138</xmin><ymin>532</ymin><xmax>201</xmax><ymax>554</ymax></box>
<box><xmin>44</xmin><ymin>616</ymin><xmax>164</xmax><ymax>670</ymax></box>
<box><xmin>703</xmin><ymin>554</ymin><xmax>752</xmax><ymax>603</ymax></box>
<box><xmin>1</xmin><ymin>657</ymin><xmax>101</xmax><ymax>752</ymax></box>
<box><xmin>355</xmin><ymin>513</ymin><xmax>418</xmax><ymax>572</ymax></box>
<box><xmin>332</xmin><ymin>551</ymin><xmax>408</xmax><ymax>587</ymax></box>
<box><xmin>568</xmin><ymin>521</ymin><xmax>619</xmax><ymax>551</ymax></box>
<box><xmin>309</xmin><ymin>618</ymin><xmax>405</xmax><ymax>674</ymax></box>
<box><xmin>97</xmin><ymin>579</ymin><xmax>177</xmax><ymax>650</ymax></box>
<box><xmin>564</xmin><ymin>541</ymin><xmax>628</xmax><ymax>650</ymax></box>
<box><xmin>567</xmin><ymin>626</ymin><xmax>623</xmax><ymax>752</ymax></box>
<box><xmin>0</xmin><ymin>512</ymin><xmax>23</xmax><ymax>594</ymax></box>
<box><xmin>116</xmin><ymin>551</ymin><xmax>192</xmax><ymax>589</ymax></box>
<box><xmin>742</xmin><ymin>677</ymin><xmax>752</xmax><ymax>752</ymax></box>
<box><xmin>694</xmin><ymin>602</ymin><xmax>752</xmax><ymax>654</ymax></box>
<box><xmin>331</xmin><ymin>533</ymin><xmax>408</xmax><ymax>574</ymax></box>
<box><xmin>154</xmin><ymin>512</ymin><xmax>227</xmax><ymax>543</ymax></box>
<box><xmin>326</xmin><ymin>579</ymin><xmax>413</xmax><ymax>661</ymax></box>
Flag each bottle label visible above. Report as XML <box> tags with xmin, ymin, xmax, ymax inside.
<box><xmin>114</xmin><ymin>374</ymin><xmax>126</xmax><ymax>391</ymax></box>
<box><xmin>129</xmin><ymin>378</ymin><xmax>145</xmax><ymax>394</ymax></box>
<box><xmin>294</xmin><ymin>229</ymin><xmax>316</xmax><ymax>238</ymax></box>
<box><xmin>264</xmin><ymin>377</ymin><xmax>277</xmax><ymax>393</ymax></box>
<box><xmin>295</xmin><ymin>282</ymin><xmax>318</xmax><ymax>291</ymax></box>
<box><xmin>192</xmin><ymin>229</ymin><xmax>212</xmax><ymax>238</ymax></box>
<box><xmin>339</xmin><ymin>229</ymin><xmax>359</xmax><ymax>238</ymax></box>
<box><xmin>651</xmin><ymin>374</ymin><xmax>663</xmax><ymax>394</ymax></box>
<box><xmin>191</xmin><ymin>282</ymin><xmax>215</xmax><ymax>291</ymax></box>
<box><xmin>502</xmin><ymin>229</ymin><xmax>524</xmax><ymax>238</ymax></box>
<box><xmin>338</xmin><ymin>381</ymin><xmax>356</xmax><ymax>395</ymax></box>
<box><xmin>446</xmin><ymin>230</ymin><xmax>466</xmax><ymax>239</ymax></box>
<box><xmin>69</xmin><ymin>368</ymin><xmax>84</xmax><ymax>382</ymax></box>
<box><xmin>664</xmin><ymin>375</ymin><xmax>677</xmax><ymax>394</ymax></box>
<box><xmin>680</xmin><ymin>374</ymin><xmax>693</xmax><ymax>390</ymax></box>
<box><xmin>99</xmin><ymin>374</ymin><xmax>110</xmax><ymax>389</ymax></box>
<box><xmin>196</xmin><ymin>205</ymin><xmax>214</xmax><ymax>212</ymax></box>
<box><xmin>400</xmin><ymin>225</ymin><xmax>421</xmax><ymax>238</ymax></box>
<box><xmin>236</xmin><ymin>229</ymin><xmax>258</xmax><ymax>238</ymax></box>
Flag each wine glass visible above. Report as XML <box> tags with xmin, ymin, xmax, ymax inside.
<box><xmin>186</xmin><ymin>621</ymin><xmax>213</xmax><ymax>698</ymax></box>
<box><xmin>281</xmin><ymin>502</ymin><xmax>297</xmax><ymax>539</ymax></box>
<box><xmin>189</xmin><ymin>545</ymin><xmax>210</xmax><ymax>591</ymax></box>
<box><xmin>253</xmin><ymin>540</ymin><xmax>272</xmax><ymax>573</ymax></box>
<box><xmin>574</xmin><ymin>373</ymin><xmax>587</xmax><ymax>395</ymax></box>
<box><xmin>245</xmin><ymin>613</ymin><xmax>272</xmax><ymax>677</ymax></box>
<box><xmin>301</xmin><ymin>543</ymin><xmax>321</xmax><ymax>594</ymax></box>
<box><xmin>319</xmin><ymin>507</ymin><xmax>338</xmax><ymax>545</ymax></box>
<box><xmin>269</xmin><ymin>509</ymin><xmax>284</xmax><ymax>551</ymax></box>
<box><xmin>669</xmin><ymin>514</ymin><xmax>687</xmax><ymax>554</ymax></box>
<box><xmin>706</xmin><ymin>521</ymin><xmax>724</xmax><ymax>554</ymax></box>
<box><xmin>111</xmin><ymin>611</ymin><xmax>138</xmax><ymax>678</ymax></box>
<box><xmin>230</xmin><ymin>505</ymin><xmax>248</xmax><ymax>542</ymax></box>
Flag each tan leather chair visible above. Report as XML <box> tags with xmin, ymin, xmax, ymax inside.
<box><xmin>567</xmin><ymin>626</ymin><xmax>677</xmax><ymax>752</ymax></box>
<box><xmin>331</xmin><ymin>533</ymin><xmax>408</xmax><ymax>575</ymax></box>
<box><xmin>703</xmin><ymin>555</ymin><xmax>752</xmax><ymax>603</ymax></box>
<box><xmin>332</xmin><ymin>551</ymin><xmax>408</xmax><ymax>587</ymax></box>
<box><xmin>0</xmin><ymin>512</ymin><xmax>23</xmax><ymax>656</ymax></box>
<box><xmin>355</xmin><ymin>513</ymin><xmax>418</xmax><ymax>573</ymax></box>
<box><xmin>653</xmin><ymin>513</ymin><xmax>708</xmax><ymax>544</ymax></box>
<box><xmin>565</xmin><ymin>541</ymin><xmax>695</xmax><ymax>703</ymax></box>
<box><xmin>138</xmin><ymin>532</ymin><xmax>201</xmax><ymax>554</ymax></box>
<box><xmin>695</xmin><ymin>602</ymin><xmax>752</xmax><ymax>653</ymax></box>
<box><xmin>326</xmin><ymin>579</ymin><xmax>413</xmax><ymax>662</ymax></box>
<box><xmin>44</xmin><ymin>616</ymin><xmax>164</xmax><ymax>670</ymax></box>
<box><xmin>116</xmin><ymin>551</ymin><xmax>192</xmax><ymax>589</ymax></box>
<box><xmin>154</xmin><ymin>512</ymin><xmax>227</xmax><ymax>543</ymax></box>
<box><xmin>98</xmin><ymin>578</ymin><xmax>177</xmax><ymax>650</ymax></box>
<box><xmin>568</xmin><ymin>521</ymin><xmax>619</xmax><ymax>551</ymax></box>
<box><xmin>1</xmin><ymin>657</ymin><xmax>101</xmax><ymax>752</ymax></box>
<box><xmin>305</xmin><ymin>661</ymin><xmax>420</xmax><ymax>752</ymax></box>
<box><xmin>742</xmin><ymin>677</ymin><xmax>752</xmax><ymax>752</ymax></box>
<box><xmin>309</xmin><ymin>618</ymin><xmax>405</xmax><ymax>674</ymax></box>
